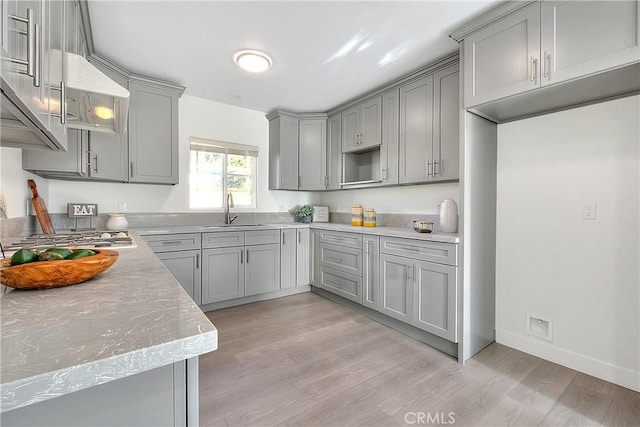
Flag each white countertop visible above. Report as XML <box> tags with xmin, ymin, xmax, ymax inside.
<box><xmin>0</xmin><ymin>234</ymin><xmax>218</xmax><ymax>413</ymax></box>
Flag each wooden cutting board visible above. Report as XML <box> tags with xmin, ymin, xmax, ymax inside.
<box><xmin>28</xmin><ymin>179</ymin><xmax>55</xmax><ymax>234</ymax></box>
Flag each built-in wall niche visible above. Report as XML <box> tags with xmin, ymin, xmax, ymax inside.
<box><xmin>341</xmin><ymin>147</ymin><xmax>381</xmax><ymax>186</ymax></box>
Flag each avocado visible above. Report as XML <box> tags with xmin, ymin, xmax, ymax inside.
<box><xmin>38</xmin><ymin>252</ymin><xmax>65</xmax><ymax>261</ymax></box>
<box><xmin>10</xmin><ymin>248</ymin><xmax>39</xmax><ymax>266</ymax></box>
<box><xmin>65</xmin><ymin>249</ymin><xmax>96</xmax><ymax>259</ymax></box>
<box><xmin>45</xmin><ymin>247</ymin><xmax>73</xmax><ymax>259</ymax></box>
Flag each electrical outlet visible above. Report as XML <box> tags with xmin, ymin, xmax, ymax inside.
<box><xmin>118</xmin><ymin>201</ymin><xmax>127</xmax><ymax>213</ymax></box>
<box><xmin>526</xmin><ymin>313</ymin><xmax>552</xmax><ymax>341</ymax></box>
<box><xmin>582</xmin><ymin>202</ymin><xmax>597</xmax><ymax>220</ymax></box>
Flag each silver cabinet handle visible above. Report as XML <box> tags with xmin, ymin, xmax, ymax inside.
<box><xmin>33</xmin><ymin>23</ymin><xmax>40</xmax><ymax>87</ymax></box>
<box><xmin>327</xmin><ymin>255</ymin><xmax>344</xmax><ymax>262</ymax></box>
<box><xmin>161</xmin><ymin>240</ymin><xmax>182</xmax><ymax>245</ymax></box>
<box><xmin>544</xmin><ymin>52</ymin><xmax>551</xmax><ymax>80</ymax></box>
<box><xmin>49</xmin><ymin>81</ymin><xmax>66</xmax><ymax>124</ymax></box>
<box><xmin>433</xmin><ymin>160</ymin><xmax>440</xmax><ymax>176</ymax></box>
<box><xmin>407</xmin><ymin>264</ymin><xmax>413</xmax><ymax>281</ymax></box>
<box><xmin>298</xmin><ymin>230</ymin><xmax>301</xmax><ymax>244</ymax></box>
<box><xmin>130</xmin><ymin>162</ymin><xmax>134</xmax><ymax>177</ymax></box>
<box><xmin>426</xmin><ymin>161</ymin><xmax>432</xmax><ymax>177</ymax></box>
<box><xmin>246</xmin><ymin>249</ymin><xmax>249</xmax><ymax>263</ymax></box>
<box><xmin>381</xmin><ymin>168</ymin><xmax>387</xmax><ymax>181</ymax></box>
<box><xmin>196</xmin><ymin>253</ymin><xmax>199</xmax><ymax>269</ymax></box>
<box><xmin>282</xmin><ymin>232</ymin><xmax>285</xmax><ymax>245</ymax></box>
<box><xmin>530</xmin><ymin>56</ymin><xmax>538</xmax><ymax>84</ymax></box>
<box><xmin>240</xmin><ymin>250</ymin><xmax>243</xmax><ymax>264</ymax></box>
<box><xmin>93</xmin><ymin>155</ymin><xmax>99</xmax><ymax>173</ymax></box>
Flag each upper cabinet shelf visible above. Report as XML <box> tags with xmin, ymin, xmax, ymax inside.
<box><xmin>452</xmin><ymin>0</ymin><xmax>640</xmax><ymax>123</ymax></box>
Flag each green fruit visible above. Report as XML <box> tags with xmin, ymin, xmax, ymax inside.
<box><xmin>65</xmin><ymin>249</ymin><xmax>96</xmax><ymax>259</ymax></box>
<box><xmin>45</xmin><ymin>247</ymin><xmax>73</xmax><ymax>259</ymax></box>
<box><xmin>38</xmin><ymin>252</ymin><xmax>65</xmax><ymax>261</ymax></box>
<box><xmin>11</xmin><ymin>248</ymin><xmax>39</xmax><ymax>266</ymax></box>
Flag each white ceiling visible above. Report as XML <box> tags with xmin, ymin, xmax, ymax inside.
<box><xmin>88</xmin><ymin>1</ymin><xmax>500</xmax><ymax>113</ymax></box>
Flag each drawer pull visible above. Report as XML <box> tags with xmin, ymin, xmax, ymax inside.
<box><xmin>327</xmin><ymin>256</ymin><xmax>344</xmax><ymax>262</ymax></box>
<box><xmin>161</xmin><ymin>240</ymin><xmax>183</xmax><ymax>245</ymax></box>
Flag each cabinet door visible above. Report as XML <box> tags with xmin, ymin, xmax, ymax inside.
<box><xmin>310</xmin><ymin>230</ymin><xmax>320</xmax><ymax>287</ymax></box>
<box><xmin>362</xmin><ymin>235</ymin><xmax>380</xmax><ymax>311</ymax></box>
<box><xmin>326</xmin><ymin>113</ymin><xmax>342</xmax><ymax>189</ymax></box>
<box><xmin>541</xmin><ymin>1</ymin><xmax>640</xmax><ymax>86</ymax></box>
<box><xmin>341</xmin><ymin>105</ymin><xmax>360</xmax><ymax>153</ymax></box>
<box><xmin>381</xmin><ymin>89</ymin><xmax>399</xmax><ymax>185</ymax></box>
<box><xmin>298</xmin><ymin>118</ymin><xmax>326</xmax><ymax>190</ymax></box>
<box><xmin>245</xmin><ymin>244</ymin><xmax>281</xmax><ymax>296</ymax></box>
<box><xmin>399</xmin><ymin>74</ymin><xmax>434</xmax><ymax>184</ymax></box>
<box><xmin>22</xmin><ymin>128</ymin><xmax>87</xmax><ymax>176</ymax></box>
<box><xmin>280</xmin><ymin>229</ymin><xmax>296</xmax><ymax>289</ymax></box>
<box><xmin>296</xmin><ymin>228</ymin><xmax>310</xmax><ymax>286</ymax></box>
<box><xmin>432</xmin><ymin>64</ymin><xmax>460</xmax><ymax>182</ymax></box>
<box><xmin>379</xmin><ymin>254</ymin><xmax>412</xmax><ymax>323</ymax></box>
<box><xmin>463</xmin><ymin>2</ymin><xmax>541</xmax><ymax>108</ymax></box>
<box><xmin>157</xmin><ymin>250</ymin><xmax>202</xmax><ymax>305</ymax></box>
<box><xmin>412</xmin><ymin>260</ymin><xmax>457</xmax><ymax>342</ymax></box>
<box><xmin>360</xmin><ymin>96</ymin><xmax>382</xmax><ymax>149</ymax></box>
<box><xmin>128</xmin><ymin>81</ymin><xmax>179</xmax><ymax>184</ymax></box>
<box><xmin>41</xmin><ymin>0</ymin><xmax>66</xmax><ymax>145</ymax></box>
<box><xmin>201</xmin><ymin>247</ymin><xmax>244</xmax><ymax>304</ymax></box>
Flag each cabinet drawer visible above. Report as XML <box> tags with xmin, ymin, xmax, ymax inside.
<box><xmin>319</xmin><ymin>243</ymin><xmax>361</xmax><ymax>276</ymax></box>
<box><xmin>202</xmin><ymin>231</ymin><xmax>245</xmax><ymax>249</ymax></box>
<box><xmin>142</xmin><ymin>233</ymin><xmax>202</xmax><ymax>253</ymax></box>
<box><xmin>380</xmin><ymin>237</ymin><xmax>458</xmax><ymax>266</ymax></box>
<box><xmin>318</xmin><ymin>230</ymin><xmax>362</xmax><ymax>249</ymax></box>
<box><xmin>319</xmin><ymin>266</ymin><xmax>362</xmax><ymax>304</ymax></box>
<box><xmin>245</xmin><ymin>229</ymin><xmax>280</xmax><ymax>246</ymax></box>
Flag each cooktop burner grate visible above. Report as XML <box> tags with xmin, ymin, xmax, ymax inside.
<box><xmin>5</xmin><ymin>230</ymin><xmax>135</xmax><ymax>251</ymax></box>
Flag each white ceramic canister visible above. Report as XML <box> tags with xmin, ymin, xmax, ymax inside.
<box><xmin>106</xmin><ymin>213</ymin><xmax>128</xmax><ymax>231</ymax></box>
<box><xmin>439</xmin><ymin>199</ymin><xmax>458</xmax><ymax>233</ymax></box>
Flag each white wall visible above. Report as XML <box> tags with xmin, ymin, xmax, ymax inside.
<box><xmin>45</xmin><ymin>95</ymin><xmax>309</xmax><ymax>214</ymax></box>
<box><xmin>316</xmin><ymin>182</ymin><xmax>459</xmax><ymax>214</ymax></box>
<box><xmin>495</xmin><ymin>95</ymin><xmax>640</xmax><ymax>391</ymax></box>
<box><xmin>0</xmin><ymin>147</ymin><xmax>48</xmax><ymax>218</ymax></box>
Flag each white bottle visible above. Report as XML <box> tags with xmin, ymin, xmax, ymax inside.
<box><xmin>106</xmin><ymin>213</ymin><xmax>128</xmax><ymax>231</ymax></box>
<box><xmin>439</xmin><ymin>199</ymin><xmax>458</xmax><ymax>233</ymax></box>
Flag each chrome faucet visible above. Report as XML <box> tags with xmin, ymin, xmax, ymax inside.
<box><xmin>225</xmin><ymin>192</ymin><xmax>238</xmax><ymax>224</ymax></box>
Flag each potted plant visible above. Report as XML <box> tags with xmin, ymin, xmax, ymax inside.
<box><xmin>294</xmin><ymin>204</ymin><xmax>315</xmax><ymax>223</ymax></box>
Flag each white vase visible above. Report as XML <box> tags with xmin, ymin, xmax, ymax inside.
<box><xmin>106</xmin><ymin>213</ymin><xmax>128</xmax><ymax>231</ymax></box>
<box><xmin>439</xmin><ymin>199</ymin><xmax>458</xmax><ymax>233</ymax></box>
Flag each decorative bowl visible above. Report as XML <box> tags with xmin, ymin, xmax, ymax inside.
<box><xmin>412</xmin><ymin>220</ymin><xmax>434</xmax><ymax>233</ymax></box>
<box><xmin>0</xmin><ymin>249</ymin><xmax>119</xmax><ymax>290</ymax></box>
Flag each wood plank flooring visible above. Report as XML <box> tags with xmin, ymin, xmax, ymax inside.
<box><xmin>199</xmin><ymin>293</ymin><xmax>640</xmax><ymax>427</ymax></box>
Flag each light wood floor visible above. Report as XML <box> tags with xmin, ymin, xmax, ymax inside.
<box><xmin>200</xmin><ymin>293</ymin><xmax>639</xmax><ymax>427</ymax></box>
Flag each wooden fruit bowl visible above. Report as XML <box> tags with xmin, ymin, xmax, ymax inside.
<box><xmin>0</xmin><ymin>249</ymin><xmax>119</xmax><ymax>290</ymax></box>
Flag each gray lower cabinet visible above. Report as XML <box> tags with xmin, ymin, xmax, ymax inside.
<box><xmin>202</xmin><ymin>246</ymin><xmax>245</xmax><ymax>304</ymax></box>
<box><xmin>128</xmin><ymin>79</ymin><xmax>180</xmax><ymax>184</ymax></box>
<box><xmin>280</xmin><ymin>229</ymin><xmax>296</xmax><ymax>289</ymax></box>
<box><xmin>157</xmin><ymin>250</ymin><xmax>202</xmax><ymax>305</ymax></box>
<box><xmin>142</xmin><ymin>233</ymin><xmax>202</xmax><ymax>305</ymax></box>
<box><xmin>201</xmin><ymin>230</ymin><xmax>281</xmax><ymax>304</ymax></box>
<box><xmin>362</xmin><ymin>235</ymin><xmax>380</xmax><ymax>310</ymax></box>
<box><xmin>296</xmin><ymin>228</ymin><xmax>310</xmax><ymax>286</ymax></box>
<box><xmin>379</xmin><ymin>237</ymin><xmax>458</xmax><ymax>342</ymax></box>
<box><xmin>319</xmin><ymin>267</ymin><xmax>362</xmax><ymax>304</ymax></box>
<box><xmin>318</xmin><ymin>230</ymin><xmax>363</xmax><ymax>303</ymax></box>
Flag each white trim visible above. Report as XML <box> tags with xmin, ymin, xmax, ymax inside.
<box><xmin>496</xmin><ymin>329</ymin><xmax>640</xmax><ymax>392</ymax></box>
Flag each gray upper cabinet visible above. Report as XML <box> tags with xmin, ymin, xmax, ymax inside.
<box><xmin>22</xmin><ymin>128</ymin><xmax>87</xmax><ymax>178</ymax></box>
<box><xmin>298</xmin><ymin>118</ymin><xmax>327</xmax><ymax>190</ymax></box>
<box><xmin>326</xmin><ymin>113</ymin><xmax>342</xmax><ymax>190</ymax></box>
<box><xmin>341</xmin><ymin>96</ymin><xmax>381</xmax><ymax>153</ymax></box>
<box><xmin>380</xmin><ymin>89</ymin><xmax>399</xmax><ymax>185</ymax></box>
<box><xmin>399</xmin><ymin>74</ymin><xmax>434</xmax><ymax>184</ymax></box>
<box><xmin>463</xmin><ymin>2</ymin><xmax>540</xmax><ymax>108</ymax></box>
<box><xmin>1</xmin><ymin>0</ymin><xmax>68</xmax><ymax>151</ymax></box>
<box><xmin>432</xmin><ymin>64</ymin><xmax>460</xmax><ymax>182</ymax></box>
<box><xmin>540</xmin><ymin>1</ymin><xmax>640</xmax><ymax>86</ymax></box>
<box><xmin>268</xmin><ymin>111</ymin><xmax>299</xmax><ymax>190</ymax></box>
<box><xmin>128</xmin><ymin>79</ymin><xmax>180</xmax><ymax>184</ymax></box>
<box><xmin>460</xmin><ymin>0</ymin><xmax>640</xmax><ymax>114</ymax></box>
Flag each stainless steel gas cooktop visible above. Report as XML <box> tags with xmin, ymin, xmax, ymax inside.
<box><xmin>4</xmin><ymin>230</ymin><xmax>136</xmax><ymax>252</ymax></box>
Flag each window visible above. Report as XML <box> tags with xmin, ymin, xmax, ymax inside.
<box><xmin>189</xmin><ymin>138</ymin><xmax>258</xmax><ymax>209</ymax></box>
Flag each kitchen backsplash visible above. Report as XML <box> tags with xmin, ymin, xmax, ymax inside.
<box><xmin>1</xmin><ymin>212</ymin><xmax>449</xmax><ymax>238</ymax></box>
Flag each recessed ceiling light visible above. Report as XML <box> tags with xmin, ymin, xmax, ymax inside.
<box><xmin>234</xmin><ymin>50</ymin><xmax>272</xmax><ymax>73</ymax></box>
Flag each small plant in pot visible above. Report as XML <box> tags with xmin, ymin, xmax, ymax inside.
<box><xmin>294</xmin><ymin>204</ymin><xmax>315</xmax><ymax>223</ymax></box>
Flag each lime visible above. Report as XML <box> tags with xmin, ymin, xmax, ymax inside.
<box><xmin>65</xmin><ymin>249</ymin><xmax>96</xmax><ymax>259</ymax></box>
<box><xmin>38</xmin><ymin>252</ymin><xmax>65</xmax><ymax>261</ymax></box>
<box><xmin>45</xmin><ymin>247</ymin><xmax>73</xmax><ymax>259</ymax></box>
<box><xmin>11</xmin><ymin>248</ymin><xmax>39</xmax><ymax>266</ymax></box>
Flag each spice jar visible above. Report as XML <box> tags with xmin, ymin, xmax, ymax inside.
<box><xmin>364</xmin><ymin>209</ymin><xmax>376</xmax><ymax>227</ymax></box>
<box><xmin>351</xmin><ymin>204</ymin><xmax>363</xmax><ymax>226</ymax></box>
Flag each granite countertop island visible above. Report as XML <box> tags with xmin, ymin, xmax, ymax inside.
<box><xmin>0</xmin><ymin>233</ymin><xmax>218</xmax><ymax>415</ymax></box>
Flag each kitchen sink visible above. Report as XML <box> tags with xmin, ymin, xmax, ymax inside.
<box><xmin>202</xmin><ymin>224</ymin><xmax>264</xmax><ymax>229</ymax></box>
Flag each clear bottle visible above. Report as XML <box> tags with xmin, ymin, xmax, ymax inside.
<box><xmin>351</xmin><ymin>204</ymin><xmax>363</xmax><ymax>226</ymax></box>
<box><xmin>363</xmin><ymin>209</ymin><xmax>376</xmax><ymax>227</ymax></box>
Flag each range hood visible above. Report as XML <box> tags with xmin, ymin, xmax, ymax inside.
<box><xmin>54</xmin><ymin>50</ymin><xmax>129</xmax><ymax>134</ymax></box>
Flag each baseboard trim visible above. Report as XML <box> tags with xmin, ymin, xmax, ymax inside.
<box><xmin>496</xmin><ymin>329</ymin><xmax>640</xmax><ymax>392</ymax></box>
<box><xmin>312</xmin><ymin>287</ymin><xmax>458</xmax><ymax>359</ymax></box>
<box><xmin>200</xmin><ymin>286</ymin><xmax>311</xmax><ymax>312</ymax></box>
